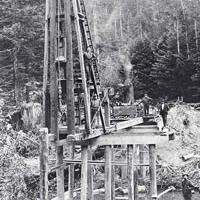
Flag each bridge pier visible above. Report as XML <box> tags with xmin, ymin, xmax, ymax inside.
<box><xmin>149</xmin><ymin>144</ymin><xmax>157</xmax><ymax>200</ymax></box>
<box><xmin>127</xmin><ymin>145</ymin><xmax>135</xmax><ymax>200</ymax></box>
<box><xmin>81</xmin><ymin>145</ymin><xmax>88</xmax><ymax>200</ymax></box>
<box><xmin>88</xmin><ymin>145</ymin><xmax>93</xmax><ymax>200</ymax></box>
<box><xmin>105</xmin><ymin>145</ymin><xmax>113</xmax><ymax>200</ymax></box>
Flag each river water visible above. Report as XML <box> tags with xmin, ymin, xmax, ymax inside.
<box><xmin>93</xmin><ymin>191</ymin><xmax>200</xmax><ymax>200</ymax></box>
<box><xmin>159</xmin><ymin>191</ymin><xmax>200</xmax><ymax>200</ymax></box>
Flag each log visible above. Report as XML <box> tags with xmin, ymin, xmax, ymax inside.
<box><xmin>104</xmin><ymin>93</ymin><xmax>110</xmax><ymax>127</ymax></box>
<box><xmin>127</xmin><ymin>145</ymin><xmax>134</xmax><ymax>200</ymax></box>
<box><xmin>57</xmin><ymin>146</ymin><xmax>65</xmax><ymax>200</ymax></box>
<box><xmin>39</xmin><ymin>128</ymin><xmax>49</xmax><ymax>200</ymax></box>
<box><xmin>149</xmin><ymin>144</ymin><xmax>157</xmax><ymax>199</ymax></box>
<box><xmin>49</xmin><ymin>0</ymin><xmax>58</xmax><ymax>136</ymax></box>
<box><xmin>43</xmin><ymin>0</ymin><xmax>50</xmax><ymax>128</ymax></box>
<box><xmin>63</xmin><ymin>0</ymin><xmax>75</xmax><ymax>198</ymax></box>
<box><xmin>71</xmin><ymin>0</ymin><xmax>91</xmax><ymax>133</ymax></box>
<box><xmin>68</xmin><ymin>145</ymin><xmax>74</xmax><ymax>200</ymax></box>
<box><xmin>157</xmin><ymin>186</ymin><xmax>175</xmax><ymax>199</ymax></box>
<box><xmin>81</xmin><ymin>146</ymin><xmax>88</xmax><ymax>200</ymax></box>
<box><xmin>105</xmin><ymin>145</ymin><xmax>112</xmax><ymax>200</ymax></box>
<box><xmin>88</xmin><ymin>146</ymin><xmax>93</xmax><ymax>200</ymax></box>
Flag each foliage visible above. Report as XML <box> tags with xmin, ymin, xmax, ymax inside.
<box><xmin>1</xmin><ymin>0</ymin><xmax>200</xmax><ymax>104</ymax></box>
<box><xmin>86</xmin><ymin>0</ymin><xmax>200</xmax><ymax>102</ymax></box>
<box><xmin>129</xmin><ymin>38</ymin><xmax>155</xmax><ymax>98</ymax></box>
<box><xmin>0</xmin><ymin>0</ymin><xmax>44</xmax><ymax>106</ymax></box>
<box><xmin>0</xmin><ymin>120</ymin><xmax>29</xmax><ymax>199</ymax></box>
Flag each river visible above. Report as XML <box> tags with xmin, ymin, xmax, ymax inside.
<box><xmin>159</xmin><ymin>191</ymin><xmax>200</xmax><ymax>200</ymax></box>
<box><xmin>93</xmin><ymin>191</ymin><xmax>200</xmax><ymax>200</ymax></box>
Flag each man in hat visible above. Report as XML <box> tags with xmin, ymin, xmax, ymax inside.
<box><xmin>182</xmin><ymin>173</ymin><xmax>196</xmax><ymax>200</ymax></box>
<box><xmin>141</xmin><ymin>93</ymin><xmax>152</xmax><ymax>116</ymax></box>
<box><xmin>159</xmin><ymin>98</ymin><xmax>169</xmax><ymax>129</ymax></box>
<box><xmin>84</xmin><ymin>46</ymin><xmax>95</xmax><ymax>82</ymax></box>
<box><xmin>91</xmin><ymin>93</ymin><xmax>100</xmax><ymax>127</ymax></box>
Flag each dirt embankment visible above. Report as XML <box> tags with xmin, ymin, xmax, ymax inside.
<box><xmin>157</xmin><ymin>105</ymin><xmax>200</xmax><ymax>187</ymax></box>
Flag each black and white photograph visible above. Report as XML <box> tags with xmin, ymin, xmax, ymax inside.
<box><xmin>1</xmin><ymin>0</ymin><xmax>200</xmax><ymax>199</ymax></box>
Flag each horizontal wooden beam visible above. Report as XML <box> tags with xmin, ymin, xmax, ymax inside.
<box><xmin>116</xmin><ymin>126</ymin><xmax>159</xmax><ymax>134</ymax></box>
<box><xmin>49</xmin><ymin>124</ymin><xmax>164</xmax><ymax>146</ymax></box>
<box><xmin>89</xmin><ymin>133</ymin><xmax>168</xmax><ymax>146</ymax></box>
<box><xmin>49</xmin><ymin>159</ymin><xmax>161</xmax><ymax>172</ymax></box>
<box><xmin>108</xmin><ymin>117</ymin><xmax>143</xmax><ymax>132</ymax></box>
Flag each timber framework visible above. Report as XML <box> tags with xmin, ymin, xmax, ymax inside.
<box><xmin>40</xmin><ymin>0</ymin><xmax>171</xmax><ymax>199</ymax></box>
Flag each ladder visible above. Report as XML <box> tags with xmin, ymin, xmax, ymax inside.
<box><xmin>72</xmin><ymin>0</ymin><xmax>106</xmax><ymax>132</ymax></box>
<box><xmin>42</xmin><ymin>1</ymin><xmax>109</xmax><ymax>200</ymax></box>
<box><xmin>44</xmin><ymin>0</ymin><xmax>106</xmax><ymax>138</ymax></box>
<box><xmin>79</xmin><ymin>0</ymin><xmax>101</xmax><ymax>84</ymax></box>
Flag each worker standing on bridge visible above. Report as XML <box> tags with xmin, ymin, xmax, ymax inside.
<box><xmin>84</xmin><ymin>46</ymin><xmax>95</xmax><ymax>82</ymax></box>
<box><xmin>159</xmin><ymin>98</ymin><xmax>169</xmax><ymax>129</ymax></box>
<box><xmin>91</xmin><ymin>93</ymin><xmax>100</xmax><ymax>127</ymax></box>
<box><xmin>182</xmin><ymin>173</ymin><xmax>197</xmax><ymax>200</ymax></box>
<box><xmin>141</xmin><ymin>93</ymin><xmax>152</xmax><ymax>116</ymax></box>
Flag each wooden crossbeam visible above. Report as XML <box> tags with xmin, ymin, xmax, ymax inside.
<box><xmin>127</xmin><ymin>145</ymin><xmax>134</xmax><ymax>200</ymax></box>
<box><xmin>108</xmin><ymin>117</ymin><xmax>143</xmax><ymax>132</ymax></box>
<box><xmin>89</xmin><ymin>133</ymin><xmax>168</xmax><ymax>146</ymax></box>
<box><xmin>49</xmin><ymin>124</ymin><xmax>166</xmax><ymax>146</ymax></box>
<box><xmin>39</xmin><ymin>128</ymin><xmax>48</xmax><ymax>200</ymax></box>
<box><xmin>149</xmin><ymin>144</ymin><xmax>157</xmax><ymax>198</ymax></box>
<box><xmin>49</xmin><ymin>159</ymin><xmax>161</xmax><ymax>172</ymax></box>
<box><xmin>72</xmin><ymin>0</ymin><xmax>91</xmax><ymax>133</ymax></box>
<box><xmin>105</xmin><ymin>146</ymin><xmax>112</xmax><ymax>200</ymax></box>
<box><xmin>65</xmin><ymin>117</ymin><xmax>144</xmax><ymax>143</ymax></box>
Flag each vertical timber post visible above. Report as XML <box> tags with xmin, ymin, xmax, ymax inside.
<box><xmin>57</xmin><ymin>146</ymin><xmax>64</xmax><ymax>200</ymax></box>
<box><xmin>149</xmin><ymin>144</ymin><xmax>157</xmax><ymax>199</ymax></box>
<box><xmin>43</xmin><ymin>0</ymin><xmax>50</xmax><ymax>128</ymax></box>
<box><xmin>49</xmin><ymin>0</ymin><xmax>64</xmax><ymax>199</ymax></box>
<box><xmin>49</xmin><ymin>0</ymin><xmax>57</xmax><ymax>136</ymax></box>
<box><xmin>105</xmin><ymin>93</ymin><xmax>113</xmax><ymax>199</ymax></box>
<box><xmin>127</xmin><ymin>144</ymin><xmax>135</xmax><ymax>200</ymax></box>
<box><xmin>88</xmin><ymin>145</ymin><xmax>93</xmax><ymax>200</ymax></box>
<box><xmin>121</xmin><ymin>145</ymin><xmax>127</xmax><ymax>180</ymax></box>
<box><xmin>81</xmin><ymin>145</ymin><xmax>88</xmax><ymax>200</ymax></box>
<box><xmin>72</xmin><ymin>0</ymin><xmax>91</xmax><ymax>133</ymax></box>
<box><xmin>139</xmin><ymin>145</ymin><xmax>145</xmax><ymax>180</ymax></box>
<box><xmin>63</xmin><ymin>0</ymin><xmax>75</xmax><ymax>199</ymax></box>
<box><xmin>69</xmin><ymin>145</ymin><xmax>74</xmax><ymax>200</ymax></box>
<box><xmin>111</xmin><ymin>146</ymin><xmax>115</xmax><ymax>200</ymax></box>
<box><xmin>40</xmin><ymin>128</ymin><xmax>48</xmax><ymax>200</ymax></box>
<box><xmin>105</xmin><ymin>145</ymin><xmax>112</xmax><ymax>200</ymax></box>
<box><xmin>104</xmin><ymin>90</ymin><xmax>110</xmax><ymax>127</ymax></box>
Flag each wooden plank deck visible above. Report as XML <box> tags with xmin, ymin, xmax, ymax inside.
<box><xmin>48</xmin><ymin>117</ymin><xmax>169</xmax><ymax>146</ymax></box>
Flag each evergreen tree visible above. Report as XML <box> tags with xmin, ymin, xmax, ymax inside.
<box><xmin>129</xmin><ymin>39</ymin><xmax>155</xmax><ymax>98</ymax></box>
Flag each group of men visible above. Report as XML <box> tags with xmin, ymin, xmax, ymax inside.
<box><xmin>141</xmin><ymin>94</ymin><xmax>200</xmax><ymax>199</ymax></box>
<box><xmin>140</xmin><ymin>93</ymin><xmax>169</xmax><ymax>128</ymax></box>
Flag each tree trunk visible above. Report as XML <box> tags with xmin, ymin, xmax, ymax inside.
<box><xmin>180</xmin><ymin>0</ymin><xmax>190</xmax><ymax>58</ymax></box>
<box><xmin>119</xmin><ymin>1</ymin><xmax>123</xmax><ymax>40</ymax></box>
<box><xmin>176</xmin><ymin>18</ymin><xmax>180</xmax><ymax>55</ymax></box>
<box><xmin>93</xmin><ymin>0</ymin><xmax>98</xmax><ymax>45</ymax></box>
<box><xmin>194</xmin><ymin>19</ymin><xmax>198</xmax><ymax>52</ymax></box>
<box><xmin>137</xmin><ymin>0</ymin><xmax>142</xmax><ymax>40</ymax></box>
<box><xmin>127</xmin><ymin>11</ymin><xmax>131</xmax><ymax>37</ymax></box>
<box><xmin>13</xmin><ymin>45</ymin><xmax>21</xmax><ymax>106</ymax></box>
<box><xmin>185</xmin><ymin>30</ymin><xmax>190</xmax><ymax>59</ymax></box>
<box><xmin>43</xmin><ymin>0</ymin><xmax>50</xmax><ymax>127</ymax></box>
<box><xmin>114</xmin><ymin>0</ymin><xmax>117</xmax><ymax>39</ymax></box>
<box><xmin>12</xmin><ymin>0</ymin><xmax>21</xmax><ymax>106</ymax></box>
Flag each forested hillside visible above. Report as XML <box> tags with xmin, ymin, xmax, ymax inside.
<box><xmin>1</xmin><ymin>0</ymin><xmax>200</xmax><ymax>109</ymax></box>
<box><xmin>86</xmin><ymin>0</ymin><xmax>200</xmax><ymax>101</ymax></box>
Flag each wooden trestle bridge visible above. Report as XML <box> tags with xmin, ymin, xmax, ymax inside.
<box><xmin>40</xmin><ymin>0</ymin><xmax>171</xmax><ymax>200</ymax></box>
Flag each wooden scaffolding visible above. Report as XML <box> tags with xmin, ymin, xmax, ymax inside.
<box><xmin>40</xmin><ymin>0</ymin><xmax>171</xmax><ymax>200</ymax></box>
